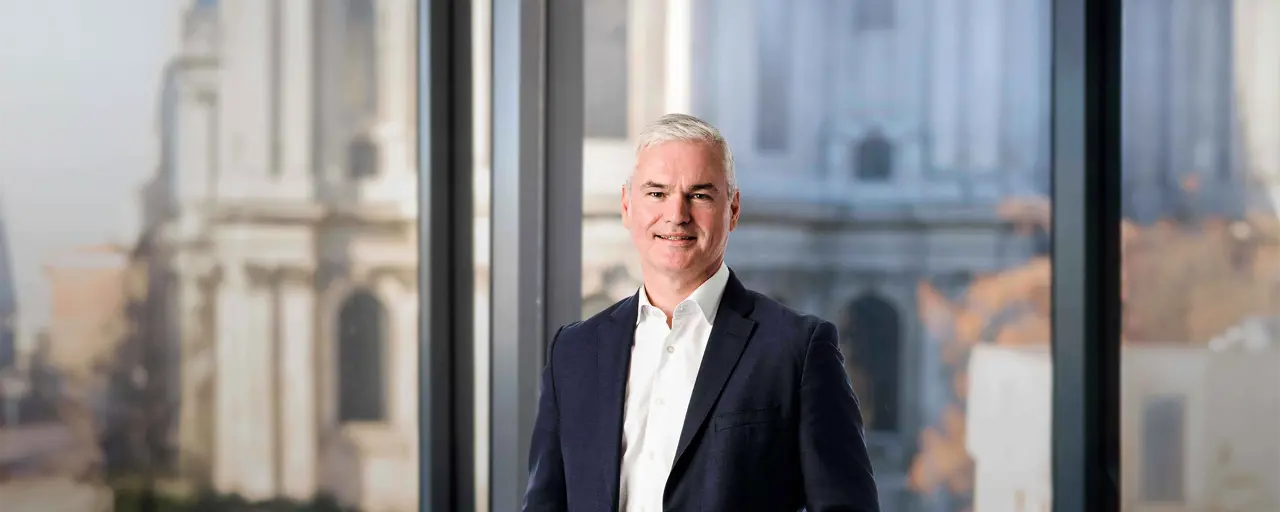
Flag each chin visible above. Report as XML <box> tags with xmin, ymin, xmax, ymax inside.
<box><xmin>657</xmin><ymin>258</ymin><xmax>701</xmax><ymax>274</ymax></box>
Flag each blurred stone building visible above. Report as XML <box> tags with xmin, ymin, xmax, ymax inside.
<box><xmin>132</xmin><ymin>0</ymin><xmax>419</xmax><ymax>510</ymax></box>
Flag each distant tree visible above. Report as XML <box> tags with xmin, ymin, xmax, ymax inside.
<box><xmin>98</xmin><ymin>238</ymin><xmax>179</xmax><ymax>496</ymax></box>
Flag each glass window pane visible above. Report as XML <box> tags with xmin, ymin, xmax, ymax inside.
<box><xmin>1121</xmin><ymin>0</ymin><xmax>1280</xmax><ymax>509</ymax></box>
<box><xmin>579</xmin><ymin>0</ymin><xmax>1054</xmax><ymax>510</ymax></box>
<box><xmin>0</xmin><ymin>1</ymin><xmax>420</xmax><ymax>510</ymax></box>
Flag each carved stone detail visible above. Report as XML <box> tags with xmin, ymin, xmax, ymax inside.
<box><xmin>368</xmin><ymin>266</ymin><xmax>416</xmax><ymax>291</ymax></box>
<box><xmin>243</xmin><ymin>264</ymin><xmax>318</xmax><ymax>289</ymax></box>
<box><xmin>244</xmin><ymin>264</ymin><xmax>276</xmax><ymax>289</ymax></box>
<box><xmin>197</xmin><ymin>264</ymin><xmax>224</xmax><ymax>289</ymax></box>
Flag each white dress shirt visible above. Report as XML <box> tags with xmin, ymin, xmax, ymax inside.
<box><xmin>618</xmin><ymin>263</ymin><xmax>731</xmax><ymax>512</ymax></box>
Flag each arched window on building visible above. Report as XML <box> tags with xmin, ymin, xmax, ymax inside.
<box><xmin>853</xmin><ymin>130</ymin><xmax>894</xmax><ymax>181</ymax></box>
<box><xmin>338</xmin><ymin>289</ymin><xmax>387</xmax><ymax>422</ymax></box>
<box><xmin>348</xmin><ymin>135</ymin><xmax>378</xmax><ymax>179</ymax></box>
<box><xmin>842</xmin><ymin>294</ymin><xmax>901</xmax><ymax>431</ymax></box>
<box><xmin>345</xmin><ymin>0</ymin><xmax>378</xmax><ymax>117</ymax></box>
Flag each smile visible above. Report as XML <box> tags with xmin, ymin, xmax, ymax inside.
<box><xmin>656</xmin><ymin>235</ymin><xmax>695</xmax><ymax>241</ymax></box>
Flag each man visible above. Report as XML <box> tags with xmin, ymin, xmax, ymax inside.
<box><xmin>524</xmin><ymin>113</ymin><xmax>880</xmax><ymax>511</ymax></box>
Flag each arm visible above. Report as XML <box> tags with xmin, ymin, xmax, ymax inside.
<box><xmin>799</xmin><ymin>320</ymin><xmax>881</xmax><ymax>512</ymax></box>
<box><xmin>522</xmin><ymin>326</ymin><xmax>568</xmax><ymax>511</ymax></box>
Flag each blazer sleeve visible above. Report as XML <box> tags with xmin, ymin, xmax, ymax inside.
<box><xmin>522</xmin><ymin>326</ymin><xmax>568</xmax><ymax>511</ymax></box>
<box><xmin>798</xmin><ymin>320</ymin><xmax>882</xmax><ymax>512</ymax></box>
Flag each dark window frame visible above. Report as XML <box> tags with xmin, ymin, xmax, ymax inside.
<box><xmin>417</xmin><ymin>0</ymin><xmax>475</xmax><ymax>509</ymax></box>
<box><xmin>1050</xmin><ymin>0</ymin><xmax>1123</xmax><ymax>510</ymax></box>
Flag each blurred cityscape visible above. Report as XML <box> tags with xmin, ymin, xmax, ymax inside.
<box><xmin>0</xmin><ymin>0</ymin><xmax>1277</xmax><ymax>511</ymax></box>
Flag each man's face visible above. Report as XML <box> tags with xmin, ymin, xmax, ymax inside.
<box><xmin>622</xmin><ymin>140</ymin><xmax>740</xmax><ymax>279</ymax></box>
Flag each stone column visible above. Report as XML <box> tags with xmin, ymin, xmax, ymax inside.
<box><xmin>176</xmin><ymin>89</ymin><xmax>217</xmax><ymax>205</ymax></box>
<box><xmin>663</xmin><ymin>0</ymin><xmax>695</xmax><ymax>115</ymax></box>
<box><xmin>929</xmin><ymin>0</ymin><xmax>965</xmax><ymax>172</ymax></box>
<box><xmin>279</xmin><ymin>0</ymin><xmax>317</xmax><ymax>198</ymax></box>
<box><xmin>628</xmin><ymin>0</ymin><xmax>667</xmax><ymax>137</ymax></box>
<box><xmin>216</xmin><ymin>0</ymin><xmax>275</xmax><ymax>197</ymax></box>
<box><xmin>214</xmin><ymin>263</ymin><xmax>277</xmax><ymax>499</ymax></box>
<box><xmin>363</xmin><ymin>0</ymin><xmax>418</xmax><ymax>205</ymax></box>
<box><xmin>966</xmin><ymin>0</ymin><xmax>1004</xmax><ymax>172</ymax></box>
<box><xmin>212</xmin><ymin>263</ymin><xmax>239</xmax><ymax>494</ymax></box>
<box><xmin>277</xmin><ymin>266</ymin><xmax>319</xmax><ymax>500</ymax></box>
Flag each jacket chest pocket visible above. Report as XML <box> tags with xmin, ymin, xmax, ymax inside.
<box><xmin>713</xmin><ymin>406</ymin><xmax>781</xmax><ymax>432</ymax></box>
<box><xmin>711</xmin><ymin>405</ymin><xmax>786</xmax><ymax>463</ymax></box>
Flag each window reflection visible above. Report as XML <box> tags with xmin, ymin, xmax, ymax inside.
<box><xmin>581</xmin><ymin>0</ymin><xmax>1053</xmax><ymax>510</ymax></box>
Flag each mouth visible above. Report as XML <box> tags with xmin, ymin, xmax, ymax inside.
<box><xmin>655</xmin><ymin>234</ymin><xmax>696</xmax><ymax>242</ymax></box>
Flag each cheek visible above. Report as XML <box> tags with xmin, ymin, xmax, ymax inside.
<box><xmin>630</xmin><ymin>215</ymin><xmax>657</xmax><ymax>236</ymax></box>
<box><xmin>695</xmin><ymin>210</ymin><xmax>727</xmax><ymax>232</ymax></box>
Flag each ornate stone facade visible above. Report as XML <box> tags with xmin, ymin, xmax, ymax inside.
<box><xmin>137</xmin><ymin>1</ymin><xmax>419</xmax><ymax>510</ymax></box>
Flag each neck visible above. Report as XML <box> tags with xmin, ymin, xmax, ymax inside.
<box><xmin>641</xmin><ymin>259</ymin><xmax>722</xmax><ymax>320</ymax></box>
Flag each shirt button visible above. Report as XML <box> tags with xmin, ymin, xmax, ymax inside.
<box><xmin>648</xmin><ymin>452</ymin><xmax>656</xmax><ymax>461</ymax></box>
<box><xmin>656</xmin><ymin>397</ymin><xmax>665</xmax><ymax>406</ymax></box>
<box><xmin>666</xmin><ymin>345</ymin><xmax>675</xmax><ymax>353</ymax></box>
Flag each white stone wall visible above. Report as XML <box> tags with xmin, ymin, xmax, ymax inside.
<box><xmin>966</xmin><ymin>345</ymin><xmax>1053</xmax><ymax>512</ymax></box>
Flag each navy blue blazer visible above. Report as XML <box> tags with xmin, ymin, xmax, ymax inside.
<box><xmin>523</xmin><ymin>270</ymin><xmax>880</xmax><ymax>511</ymax></box>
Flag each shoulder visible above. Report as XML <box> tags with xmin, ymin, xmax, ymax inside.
<box><xmin>741</xmin><ymin>287</ymin><xmax>838</xmax><ymax>354</ymax></box>
<box><xmin>548</xmin><ymin>294</ymin><xmax>635</xmax><ymax>356</ymax></box>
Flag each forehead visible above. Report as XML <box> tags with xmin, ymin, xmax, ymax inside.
<box><xmin>634</xmin><ymin>141</ymin><xmax>726</xmax><ymax>184</ymax></box>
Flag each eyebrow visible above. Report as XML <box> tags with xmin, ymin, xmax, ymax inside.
<box><xmin>640</xmin><ymin>181</ymin><xmax>719</xmax><ymax>193</ymax></box>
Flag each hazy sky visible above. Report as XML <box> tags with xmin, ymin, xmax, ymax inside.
<box><xmin>0</xmin><ymin>0</ymin><xmax>185</xmax><ymax>337</ymax></box>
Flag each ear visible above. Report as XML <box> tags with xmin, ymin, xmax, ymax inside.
<box><xmin>728</xmin><ymin>189</ymin><xmax>741</xmax><ymax>232</ymax></box>
<box><xmin>620</xmin><ymin>183</ymin><xmax>632</xmax><ymax>228</ymax></box>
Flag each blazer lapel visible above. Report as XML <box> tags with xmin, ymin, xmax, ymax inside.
<box><xmin>597</xmin><ymin>294</ymin><xmax>637</xmax><ymax>511</ymax></box>
<box><xmin>669</xmin><ymin>272</ymin><xmax>758</xmax><ymax>475</ymax></box>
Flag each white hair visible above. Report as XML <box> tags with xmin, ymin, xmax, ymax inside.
<box><xmin>629</xmin><ymin>113</ymin><xmax>737</xmax><ymax>194</ymax></box>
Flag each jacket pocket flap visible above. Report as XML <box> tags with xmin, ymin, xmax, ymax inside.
<box><xmin>713</xmin><ymin>406</ymin><xmax>781</xmax><ymax>431</ymax></box>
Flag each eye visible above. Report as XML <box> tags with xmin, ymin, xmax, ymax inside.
<box><xmin>690</xmin><ymin>193</ymin><xmax>711</xmax><ymax>200</ymax></box>
<box><xmin>647</xmin><ymin>191</ymin><xmax>665</xmax><ymax>198</ymax></box>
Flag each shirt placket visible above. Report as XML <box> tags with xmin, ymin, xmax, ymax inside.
<box><xmin>648</xmin><ymin>311</ymin><xmax>687</xmax><ymax>508</ymax></box>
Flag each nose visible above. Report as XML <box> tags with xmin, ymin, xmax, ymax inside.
<box><xmin>663</xmin><ymin>194</ymin><xmax>691</xmax><ymax>225</ymax></box>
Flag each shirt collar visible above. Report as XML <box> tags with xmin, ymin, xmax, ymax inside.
<box><xmin>636</xmin><ymin>262</ymin><xmax>731</xmax><ymax>325</ymax></box>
